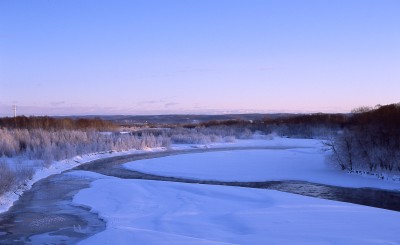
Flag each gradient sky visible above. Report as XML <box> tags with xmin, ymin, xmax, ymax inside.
<box><xmin>1</xmin><ymin>0</ymin><xmax>399</xmax><ymax>116</ymax></box>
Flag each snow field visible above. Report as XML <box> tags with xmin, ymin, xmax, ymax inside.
<box><xmin>69</xmin><ymin>138</ymin><xmax>400</xmax><ymax>244</ymax></box>
<box><xmin>71</xmin><ymin>171</ymin><xmax>400</xmax><ymax>245</ymax></box>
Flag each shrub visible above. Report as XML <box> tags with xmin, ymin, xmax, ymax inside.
<box><xmin>0</xmin><ymin>160</ymin><xmax>16</xmax><ymax>196</ymax></box>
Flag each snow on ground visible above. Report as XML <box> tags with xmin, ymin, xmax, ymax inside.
<box><xmin>0</xmin><ymin>147</ymin><xmax>167</xmax><ymax>214</ymax></box>
<box><xmin>71</xmin><ymin>171</ymin><xmax>400</xmax><ymax>245</ymax></box>
<box><xmin>0</xmin><ymin>136</ymin><xmax>315</xmax><ymax>214</ymax></box>
<box><xmin>126</xmin><ymin>138</ymin><xmax>400</xmax><ymax>191</ymax></box>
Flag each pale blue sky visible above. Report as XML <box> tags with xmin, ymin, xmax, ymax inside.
<box><xmin>1</xmin><ymin>0</ymin><xmax>399</xmax><ymax>116</ymax></box>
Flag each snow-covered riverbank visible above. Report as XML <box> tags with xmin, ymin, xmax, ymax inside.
<box><xmin>3</xmin><ymin>137</ymin><xmax>400</xmax><ymax>215</ymax></box>
<box><xmin>0</xmin><ymin>147</ymin><xmax>167</xmax><ymax>214</ymax></box>
<box><xmin>2</xmin><ymin>137</ymin><xmax>400</xmax><ymax>244</ymax></box>
<box><xmin>0</xmin><ymin>136</ymin><xmax>312</xmax><ymax>214</ymax></box>
<box><xmin>72</xmin><ymin>171</ymin><xmax>400</xmax><ymax>245</ymax></box>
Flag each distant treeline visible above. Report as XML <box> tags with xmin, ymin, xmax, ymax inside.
<box><xmin>193</xmin><ymin>113</ymin><xmax>348</xmax><ymax>128</ymax></box>
<box><xmin>182</xmin><ymin>113</ymin><xmax>349</xmax><ymax>139</ymax></box>
<box><xmin>0</xmin><ymin>116</ymin><xmax>117</xmax><ymax>131</ymax></box>
<box><xmin>195</xmin><ymin>104</ymin><xmax>399</xmax><ymax>130</ymax></box>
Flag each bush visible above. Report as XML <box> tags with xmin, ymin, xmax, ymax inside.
<box><xmin>0</xmin><ymin>160</ymin><xmax>16</xmax><ymax>196</ymax></box>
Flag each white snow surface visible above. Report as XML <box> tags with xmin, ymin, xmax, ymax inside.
<box><xmin>72</xmin><ymin>171</ymin><xmax>400</xmax><ymax>245</ymax></box>
<box><xmin>125</xmin><ymin>138</ymin><xmax>400</xmax><ymax>191</ymax></box>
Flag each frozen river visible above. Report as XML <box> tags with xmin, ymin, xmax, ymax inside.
<box><xmin>1</xmin><ymin>146</ymin><xmax>399</xmax><ymax>244</ymax></box>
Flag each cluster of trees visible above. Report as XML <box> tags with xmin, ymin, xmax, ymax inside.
<box><xmin>261</xmin><ymin>114</ymin><xmax>347</xmax><ymax>138</ymax></box>
<box><xmin>135</xmin><ymin>126</ymin><xmax>253</xmax><ymax>144</ymax></box>
<box><xmin>168</xmin><ymin>128</ymin><xmax>238</xmax><ymax>144</ymax></box>
<box><xmin>0</xmin><ymin>122</ymin><xmax>256</xmax><ymax>176</ymax></box>
<box><xmin>0</xmin><ymin>128</ymin><xmax>172</xmax><ymax>195</ymax></box>
<box><xmin>0</xmin><ymin>159</ymin><xmax>34</xmax><ymax>195</ymax></box>
<box><xmin>0</xmin><ymin>129</ymin><xmax>170</xmax><ymax>164</ymax></box>
<box><xmin>0</xmin><ymin>125</ymin><xmax>255</xmax><ymax>160</ymax></box>
<box><xmin>0</xmin><ymin>116</ymin><xmax>117</xmax><ymax>131</ymax></box>
<box><xmin>326</xmin><ymin>104</ymin><xmax>400</xmax><ymax>173</ymax></box>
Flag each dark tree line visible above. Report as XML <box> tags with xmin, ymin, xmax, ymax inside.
<box><xmin>260</xmin><ymin>114</ymin><xmax>348</xmax><ymax>138</ymax></box>
<box><xmin>180</xmin><ymin>113</ymin><xmax>348</xmax><ymax>139</ymax></box>
<box><xmin>326</xmin><ymin>103</ymin><xmax>400</xmax><ymax>173</ymax></box>
<box><xmin>0</xmin><ymin>116</ymin><xmax>117</xmax><ymax>131</ymax></box>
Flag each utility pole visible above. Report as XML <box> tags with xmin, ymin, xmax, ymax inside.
<box><xmin>13</xmin><ymin>104</ymin><xmax>17</xmax><ymax>128</ymax></box>
<box><xmin>13</xmin><ymin>104</ymin><xmax>17</xmax><ymax>118</ymax></box>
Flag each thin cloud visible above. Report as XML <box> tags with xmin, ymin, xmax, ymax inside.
<box><xmin>164</xmin><ymin>102</ymin><xmax>179</xmax><ymax>108</ymax></box>
<box><xmin>135</xmin><ymin>97</ymin><xmax>179</xmax><ymax>108</ymax></box>
<box><xmin>50</xmin><ymin>101</ymin><xmax>66</xmax><ymax>106</ymax></box>
<box><xmin>136</xmin><ymin>99</ymin><xmax>165</xmax><ymax>106</ymax></box>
